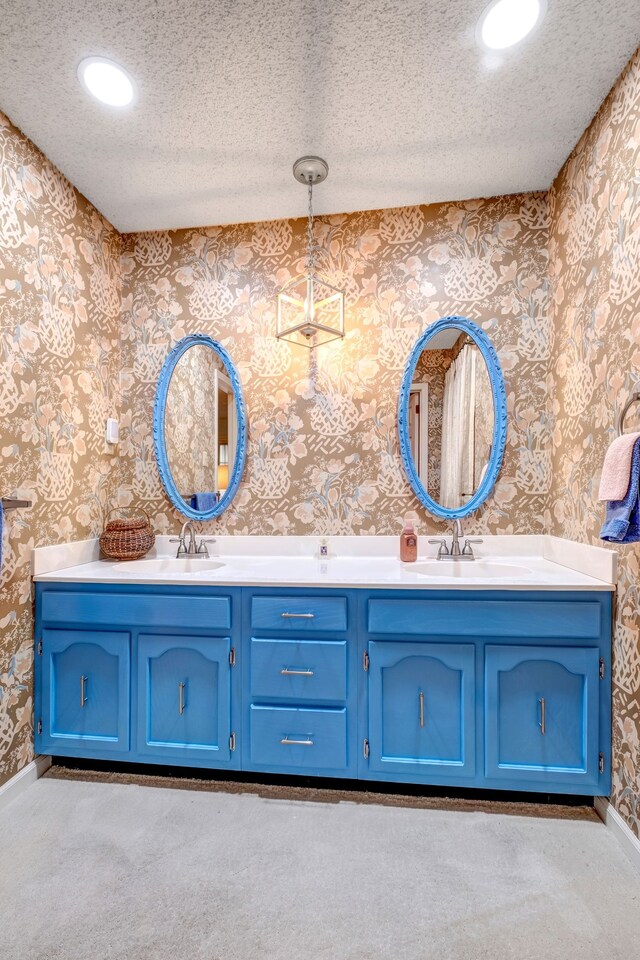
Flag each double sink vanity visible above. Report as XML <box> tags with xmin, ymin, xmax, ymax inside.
<box><xmin>32</xmin><ymin>316</ymin><xmax>616</xmax><ymax>799</ymax></box>
<box><xmin>33</xmin><ymin>533</ymin><xmax>615</xmax><ymax>796</ymax></box>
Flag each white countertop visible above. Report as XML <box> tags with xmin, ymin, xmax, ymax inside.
<box><xmin>32</xmin><ymin>535</ymin><xmax>616</xmax><ymax>591</ymax></box>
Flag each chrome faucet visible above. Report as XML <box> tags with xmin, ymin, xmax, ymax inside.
<box><xmin>429</xmin><ymin>518</ymin><xmax>483</xmax><ymax>561</ymax></box>
<box><xmin>170</xmin><ymin>520</ymin><xmax>216</xmax><ymax>558</ymax></box>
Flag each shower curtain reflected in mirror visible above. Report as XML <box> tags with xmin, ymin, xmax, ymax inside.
<box><xmin>440</xmin><ymin>343</ymin><xmax>493</xmax><ymax>510</ymax></box>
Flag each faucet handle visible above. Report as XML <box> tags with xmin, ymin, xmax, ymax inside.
<box><xmin>170</xmin><ymin>537</ymin><xmax>188</xmax><ymax>557</ymax></box>
<box><xmin>462</xmin><ymin>538</ymin><xmax>483</xmax><ymax>556</ymax></box>
<box><xmin>428</xmin><ymin>538</ymin><xmax>450</xmax><ymax>558</ymax></box>
<box><xmin>197</xmin><ymin>538</ymin><xmax>216</xmax><ymax>557</ymax></box>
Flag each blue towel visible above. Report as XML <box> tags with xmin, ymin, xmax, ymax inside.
<box><xmin>191</xmin><ymin>492</ymin><xmax>217</xmax><ymax>511</ymax></box>
<box><xmin>600</xmin><ymin>436</ymin><xmax>640</xmax><ymax>542</ymax></box>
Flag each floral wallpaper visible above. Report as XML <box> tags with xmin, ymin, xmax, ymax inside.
<box><xmin>0</xmin><ymin>111</ymin><xmax>121</xmax><ymax>787</ymax></box>
<box><xmin>413</xmin><ymin>348</ymin><xmax>449</xmax><ymax>502</ymax></box>
<box><xmin>164</xmin><ymin>344</ymin><xmax>223</xmax><ymax>499</ymax></box>
<box><xmin>118</xmin><ymin>195</ymin><xmax>551</xmax><ymax>540</ymax></box>
<box><xmin>548</xmin><ymin>46</ymin><xmax>640</xmax><ymax>839</ymax></box>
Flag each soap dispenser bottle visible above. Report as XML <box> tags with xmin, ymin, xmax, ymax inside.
<box><xmin>400</xmin><ymin>517</ymin><xmax>418</xmax><ymax>562</ymax></box>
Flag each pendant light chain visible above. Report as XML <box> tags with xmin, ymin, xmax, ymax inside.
<box><xmin>307</xmin><ymin>178</ymin><xmax>315</xmax><ymax>275</ymax></box>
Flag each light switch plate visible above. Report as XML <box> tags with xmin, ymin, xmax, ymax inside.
<box><xmin>105</xmin><ymin>418</ymin><xmax>119</xmax><ymax>445</ymax></box>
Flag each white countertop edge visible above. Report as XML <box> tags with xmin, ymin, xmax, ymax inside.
<box><xmin>31</xmin><ymin>534</ymin><xmax>616</xmax><ymax>591</ymax></box>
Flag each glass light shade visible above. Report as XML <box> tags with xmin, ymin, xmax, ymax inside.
<box><xmin>276</xmin><ymin>272</ymin><xmax>345</xmax><ymax>348</ymax></box>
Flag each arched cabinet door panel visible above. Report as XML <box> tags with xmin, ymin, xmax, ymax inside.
<box><xmin>485</xmin><ymin>645</ymin><xmax>600</xmax><ymax>787</ymax></box>
<box><xmin>137</xmin><ymin>634</ymin><xmax>232</xmax><ymax>765</ymax></box>
<box><xmin>367</xmin><ymin>641</ymin><xmax>476</xmax><ymax>777</ymax></box>
<box><xmin>39</xmin><ymin>630</ymin><xmax>130</xmax><ymax>753</ymax></box>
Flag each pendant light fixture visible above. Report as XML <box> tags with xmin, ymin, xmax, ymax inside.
<box><xmin>276</xmin><ymin>156</ymin><xmax>345</xmax><ymax>347</ymax></box>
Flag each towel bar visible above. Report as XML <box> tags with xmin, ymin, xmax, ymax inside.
<box><xmin>1</xmin><ymin>498</ymin><xmax>32</xmax><ymax>511</ymax></box>
<box><xmin>617</xmin><ymin>385</ymin><xmax>640</xmax><ymax>436</ymax></box>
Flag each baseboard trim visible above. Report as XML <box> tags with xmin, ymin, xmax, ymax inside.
<box><xmin>0</xmin><ymin>755</ymin><xmax>51</xmax><ymax>813</ymax></box>
<box><xmin>595</xmin><ymin>796</ymin><xmax>640</xmax><ymax>873</ymax></box>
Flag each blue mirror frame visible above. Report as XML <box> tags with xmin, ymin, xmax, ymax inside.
<box><xmin>153</xmin><ymin>334</ymin><xmax>247</xmax><ymax>521</ymax></box>
<box><xmin>398</xmin><ymin>315</ymin><xmax>507</xmax><ymax>520</ymax></box>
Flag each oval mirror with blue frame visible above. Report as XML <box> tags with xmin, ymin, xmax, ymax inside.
<box><xmin>398</xmin><ymin>316</ymin><xmax>507</xmax><ymax>520</ymax></box>
<box><xmin>153</xmin><ymin>334</ymin><xmax>247</xmax><ymax>521</ymax></box>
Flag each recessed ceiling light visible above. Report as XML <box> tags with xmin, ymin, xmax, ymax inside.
<box><xmin>77</xmin><ymin>56</ymin><xmax>135</xmax><ymax>106</ymax></box>
<box><xmin>477</xmin><ymin>0</ymin><xmax>546</xmax><ymax>51</ymax></box>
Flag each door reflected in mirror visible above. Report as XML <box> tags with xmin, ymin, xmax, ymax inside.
<box><xmin>408</xmin><ymin>327</ymin><xmax>494</xmax><ymax>511</ymax></box>
<box><xmin>163</xmin><ymin>343</ymin><xmax>238</xmax><ymax>512</ymax></box>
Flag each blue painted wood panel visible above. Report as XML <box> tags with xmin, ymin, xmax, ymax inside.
<box><xmin>34</xmin><ymin>583</ymin><xmax>611</xmax><ymax>796</ymax></box>
<box><xmin>368</xmin><ymin>598</ymin><xmax>601</xmax><ymax>638</ymax></box>
<box><xmin>367</xmin><ymin>641</ymin><xmax>475</xmax><ymax>776</ymax></box>
<box><xmin>39</xmin><ymin>629</ymin><xmax>130</xmax><ymax>753</ymax></box>
<box><xmin>485</xmin><ymin>645</ymin><xmax>600</xmax><ymax>787</ymax></box>
<box><xmin>138</xmin><ymin>634</ymin><xmax>231</xmax><ymax>763</ymax></box>
<box><xmin>251</xmin><ymin>595</ymin><xmax>348</xmax><ymax>632</ymax></box>
<box><xmin>250</xmin><ymin>705</ymin><xmax>347</xmax><ymax>771</ymax></box>
<box><xmin>41</xmin><ymin>590</ymin><xmax>232</xmax><ymax>630</ymax></box>
<box><xmin>250</xmin><ymin>637</ymin><xmax>347</xmax><ymax>702</ymax></box>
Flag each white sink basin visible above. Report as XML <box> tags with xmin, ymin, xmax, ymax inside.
<box><xmin>411</xmin><ymin>560</ymin><xmax>532</xmax><ymax>579</ymax></box>
<box><xmin>114</xmin><ymin>558</ymin><xmax>225</xmax><ymax>574</ymax></box>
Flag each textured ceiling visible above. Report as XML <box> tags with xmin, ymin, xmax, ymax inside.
<box><xmin>0</xmin><ymin>0</ymin><xmax>639</xmax><ymax>232</ymax></box>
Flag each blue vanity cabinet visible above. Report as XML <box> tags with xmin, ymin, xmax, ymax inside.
<box><xmin>35</xmin><ymin>583</ymin><xmax>242</xmax><ymax>769</ymax></box>
<box><xmin>38</xmin><ymin>628</ymin><xmax>130</xmax><ymax>754</ymax></box>
<box><xmin>359</xmin><ymin>590</ymin><xmax>612</xmax><ymax>795</ymax></box>
<box><xmin>137</xmin><ymin>634</ymin><xmax>233</xmax><ymax>764</ymax></box>
<box><xmin>485</xmin><ymin>645</ymin><xmax>601</xmax><ymax>788</ymax></box>
<box><xmin>35</xmin><ymin>582</ymin><xmax>611</xmax><ymax>796</ymax></box>
<box><xmin>241</xmin><ymin>589</ymin><xmax>359</xmax><ymax>778</ymax></box>
<box><xmin>366</xmin><ymin>640</ymin><xmax>476</xmax><ymax>777</ymax></box>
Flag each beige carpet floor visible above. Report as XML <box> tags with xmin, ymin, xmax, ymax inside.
<box><xmin>0</xmin><ymin>771</ymin><xmax>639</xmax><ymax>960</ymax></box>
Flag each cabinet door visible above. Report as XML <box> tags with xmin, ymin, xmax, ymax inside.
<box><xmin>367</xmin><ymin>641</ymin><xmax>475</xmax><ymax>777</ymax></box>
<box><xmin>485</xmin><ymin>645</ymin><xmax>600</xmax><ymax>787</ymax></box>
<box><xmin>39</xmin><ymin>629</ymin><xmax>130</xmax><ymax>753</ymax></box>
<box><xmin>138</xmin><ymin>634</ymin><xmax>232</xmax><ymax>764</ymax></box>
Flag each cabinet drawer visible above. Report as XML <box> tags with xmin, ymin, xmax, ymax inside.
<box><xmin>367</xmin><ymin>598</ymin><xmax>601</xmax><ymax>639</ymax></box>
<box><xmin>251</xmin><ymin>596</ymin><xmax>347</xmax><ymax>633</ymax></box>
<box><xmin>250</xmin><ymin>638</ymin><xmax>347</xmax><ymax>702</ymax></box>
<box><xmin>41</xmin><ymin>591</ymin><xmax>232</xmax><ymax>631</ymax></box>
<box><xmin>250</xmin><ymin>705</ymin><xmax>347</xmax><ymax>770</ymax></box>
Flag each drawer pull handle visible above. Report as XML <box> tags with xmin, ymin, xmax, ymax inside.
<box><xmin>538</xmin><ymin>697</ymin><xmax>546</xmax><ymax>735</ymax></box>
<box><xmin>281</xmin><ymin>668</ymin><xmax>314</xmax><ymax>676</ymax></box>
<box><xmin>280</xmin><ymin>737</ymin><xmax>314</xmax><ymax>746</ymax></box>
<box><xmin>281</xmin><ymin>612</ymin><xmax>315</xmax><ymax>619</ymax></box>
<box><xmin>80</xmin><ymin>675</ymin><xmax>87</xmax><ymax>708</ymax></box>
<box><xmin>419</xmin><ymin>690</ymin><xmax>425</xmax><ymax>728</ymax></box>
<box><xmin>179</xmin><ymin>681</ymin><xmax>186</xmax><ymax>716</ymax></box>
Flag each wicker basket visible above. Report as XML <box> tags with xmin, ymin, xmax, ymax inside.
<box><xmin>99</xmin><ymin>508</ymin><xmax>155</xmax><ymax>561</ymax></box>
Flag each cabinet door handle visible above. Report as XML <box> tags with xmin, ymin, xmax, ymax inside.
<box><xmin>281</xmin><ymin>612</ymin><xmax>315</xmax><ymax>619</ymax></box>
<box><xmin>280</xmin><ymin>737</ymin><xmax>314</xmax><ymax>746</ymax></box>
<box><xmin>179</xmin><ymin>681</ymin><xmax>186</xmax><ymax>716</ymax></box>
<box><xmin>280</xmin><ymin>667</ymin><xmax>314</xmax><ymax>676</ymax></box>
<box><xmin>538</xmin><ymin>697</ymin><xmax>546</xmax><ymax>735</ymax></box>
<box><xmin>419</xmin><ymin>690</ymin><xmax>425</xmax><ymax>728</ymax></box>
<box><xmin>80</xmin><ymin>675</ymin><xmax>87</xmax><ymax>708</ymax></box>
